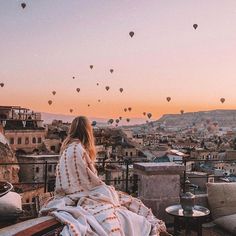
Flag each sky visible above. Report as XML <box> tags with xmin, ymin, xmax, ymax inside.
<box><xmin>1</xmin><ymin>0</ymin><xmax>236</xmax><ymax>121</ymax></box>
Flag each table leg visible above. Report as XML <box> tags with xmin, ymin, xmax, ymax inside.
<box><xmin>197</xmin><ymin>219</ymin><xmax>202</xmax><ymax>236</ymax></box>
<box><xmin>174</xmin><ymin>217</ymin><xmax>179</xmax><ymax>236</ymax></box>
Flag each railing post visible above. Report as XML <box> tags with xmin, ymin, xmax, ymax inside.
<box><xmin>183</xmin><ymin>158</ymin><xmax>187</xmax><ymax>193</ymax></box>
<box><xmin>125</xmin><ymin>159</ymin><xmax>129</xmax><ymax>193</ymax></box>
<box><xmin>44</xmin><ymin>161</ymin><xmax>48</xmax><ymax>193</ymax></box>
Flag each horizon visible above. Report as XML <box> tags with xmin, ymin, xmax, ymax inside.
<box><xmin>1</xmin><ymin>1</ymin><xmax>236</xmax><ymax>120</ymax></box>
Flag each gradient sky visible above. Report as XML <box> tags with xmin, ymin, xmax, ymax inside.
<box><xmin>1</xmin><ymin>0</ymin><xmax>236</xmax><ymax>120</ymax></box>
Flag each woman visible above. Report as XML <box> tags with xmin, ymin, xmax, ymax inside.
<box><xmin>40</xmin><ymin>116</ymin><xmax>170</xmax><ymax>236</ymax></box>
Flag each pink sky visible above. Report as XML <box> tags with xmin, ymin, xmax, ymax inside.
<box><xmin>1</xmin><ymin>0</ymin><xmax>236</xmax><ymax>120</ymax></box>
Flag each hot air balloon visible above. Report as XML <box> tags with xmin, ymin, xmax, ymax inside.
<box><xmin>48</xmin><ymin>100</ymin><xmax>52</xmax><ymax>105</ymax></box>
<box><xmin>108</xmin><ymin>119</ymin><xmax>114</xmax><ymax>124</ymax></box>
<box><xmin>119</xmin><ymin>88</ymin><xmax>123</xmax><ymax>93</ymax></box>
<box><xmin>128</xmin><ymin>107</ymin><xmax>132</xmax><ymax>112</ymax></box>
<box><xmin>143</xmin><ymin>112</ymin><xmax>146</xmax><ymax>116</ymax></box>
<box><xmin>129</xmin><ymin>31</ymin><xmax>134</xmax><ymax>38</ymax></box>
<box><xmin>76</xmin><ymin>88</ymin><xmax>80</xmax><ymax>93</ymax></box>
<box><xmin>147</xmin><ymin>113</ymin><xmax>152</xmax><ymax>119</ymax></box>
<box><xmin>124</xmin><ymin>108</ymin><xmax>127</xmax><ymax>112</ymax></box>
<box><xmin>166</xmin><ymin>97</ymin><xmax>171</xmax><ymax>102</ymax></box>
<box><xmin>193</xmin><ymin>24</ymin><xmax>198</xmax><ymax>30</ymax></box>
<box><xmin>96</xmin><ymin>83</ymin><xmax>99</xmax><ymax>86</ymax></box>
<box><xmin>126</xmin><ymin>118</ymin><xmax>130</xmax><ymax>122</ymax></box>
<box><xmin>52</xmin><ymin>91</ymin><xmax>56</xmax><ymax>95</ymax></box>
<box><xmin>119</xmin><ymin>116</ymin><xmax>122</xmax><ymax>120</ymax></box>
<box><xmin>115</xmin><ymin>119</ymin><xmax>120</xmax><ymax>124</ymax></box>
<box><xmin>98</xmin><ymin>99</ymin><xmax>101</xmax><ymax>102</ymax></box>
<box><xmin>180</xmin><ymin>110</ymin><xmax>184</xmax><ymax>114</ymax></box>
<box><xmin>69</xmin><ymin>109</ymin><xmax>73</xmax><ymax>113</ymax></box>
<box><xmin>220</xmin><ymin>98</ymin><xmax>225</xmax><ymax>104</ymax></box>
<box><xmin>92</xmin><ymin>121</ymin><xmax>97</xmax><ymax>126</ymax></box>
<box><xmin>110</xmin><ymin>69</ymin><xmax>114</xmax><ymax>73</ymax></box>
<box><xmin>90</xmin><ymin>65</ymin><xmax>93</xmax><ymax>69</ymax></box>
<box><xmin>21</xmin><ymin>2</ymin><xmax>26</xmax><ymax>9</ymax></box>
<box><xmin>88</xmin><ymin>104</ymin><xmax>90</xmax><ymax>107</ymax></box>
<box><xmin>105</xmin><ymin>86</ymin><xmax>110</xmax><ymax>91</ymax></box>
<box><xmin>72</xmin><ymin>76</ymin><xmax>75</xmax><ymax>79</ymax></box>
<box><xmin>0</xmin><ymin>83</ymin><xmax>4</xmax><ymax>88</ymax></box>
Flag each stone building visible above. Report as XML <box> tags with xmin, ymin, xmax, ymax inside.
<box><xmin>0</xmin><ymin>132</ymin><xmax>19</xmax><ymax>183</ymax></box>
<box><xmin>0</xmin><ymin>106</ymin><xmax>46</xmax><ymax>155</ymax></box>
<box><xmin>17</xmin><ymin>154</ymin><xmax>60</xmax><ymax>184</ymax></box>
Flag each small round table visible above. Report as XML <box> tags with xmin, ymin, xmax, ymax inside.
<box><xmin>165</xmin><ymin>204</ymin><xmax>210</xmax><ymax>236</ymax></box>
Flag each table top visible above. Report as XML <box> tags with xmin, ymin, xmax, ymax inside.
<box><xmin>165</xmin><ymin>204</ymin><xmax>210</xmax><ymax>218</ymax></box>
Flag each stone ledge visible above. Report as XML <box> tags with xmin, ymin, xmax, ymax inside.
<box><xmin>134</xmin><ymin>162</ymin><xmax>185</xmax><ymax>175</ymax></box>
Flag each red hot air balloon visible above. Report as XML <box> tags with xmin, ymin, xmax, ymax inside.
<box><xmin>88</xmin><ymin>104</ymin><xmax>90</xmax><ymax>107</ymax></box>
<box><xmin>48</xmin><ymin>100</ymin><xmax>52</xmax><ymax>105</ymax></box>
<box><xmin>115</xmin><ymin>119</ymin><xmax>120</xmax><ymax>124</ymax></box>
<box><xmin>180</xmin><ymin>110</ymin><xmax>184</xmax><ymax>114</ymax></box>
<box><xmin>128</xmin><ymin>107</ymin><xmax>132</xmax><ymax>112</ymax></box>
<box><xmin>96</xmin><ymin>83</ymin><xmax>99</xmax><ymax>86</ymax></box>
<box><xmin>105</xmin><ymin>86</ymin><xmax>110</xmax><ymax>91</ymax></box>
<box><xmin>72</xmin><ymin>76</ymin><xmax>75</xmax><ymax>79</ymax></box>
<box><xmin>108</xmin><ymin>119</ymin><xmax>114</xmax><ymax>124</ymax></box>
<box><xmin>98</xmin><ymin>99</ymin><xmax>101</xmax><ymax>102</ymax></box>
<box><xmin>0</xmin><ymin>83</ymin><xmax>4</xmax><ymax>87</ymax></box>
<box><xmin>220</xmin><ymin>98</ymin><xmax>225</xmax><ymax>104</ymax></box>
<box><xmin>21</xmin><ymin>2</ymin><xmax>26</xmax><ymax>9</ymax></box>
<box><xmin>143</xmin><ymin>112</ymin><xmax>146</xmax><ymax>116</ymax></box>
<box><xmin>166</xmin><ymin>97</ymin><xmax>171</xmax><ymax>102</ymax></box>
<box><xmin>52</xmin><ymin>91</ymin><xmax>56</xmax><ymax>95</ymax></box>
<box><xmin>69</xmin><ymin>109</ymin><xmax>73</xmax><ymax>113</ymax></box>
<box><xmin>110</xmin><ymin>69</ymin><xmax>114</xmax><ymax>73</ymax></box>
<box><xmin>124</xmin><ymin>108</ymin><xmax>127</xmax><ymax>112</ymax></box>
<box><xmin>119</xmin><ymin>116</ymin><xmax>122</xmax><ymax>120</ymax></box>
<box><xmin>193</xmin><ymin>24</ymin><xmax>198</xmax><ymax>30</ymax></box>
<box><xmin>76</xmin><ymin>88</ymin><xmax>80</xmax><ymax>93</ymax></box>
<box><xmin>147</xmin><ymin>113</ymin><xmax>152</xmax><ymax>119</ymax></box>
<box><xmin>119</xmin><ymin>88</ymin><xmax>123</xmax><ymax>93</ymax></box>
<box><xmin>126</xmin><ymin>118</ymin><xmax>130</xmax><ymax>122</ymax></box>
<box><xmin>90</xmin><ymin>65</ymin><xmax>93</xmax><ymax>69</ymax></box>
<box><xmin>129</xmin><ymin>31</ymin><xmax>134</xmax><ymax>38</ymax></box>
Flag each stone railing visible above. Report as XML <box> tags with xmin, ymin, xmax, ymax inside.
<box><xmin>134</xmin><ymin>162</ymin><xmax>185</xmax><ymax>223</ymax></box>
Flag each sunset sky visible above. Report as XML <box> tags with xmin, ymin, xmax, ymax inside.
<box><xmin>1</xmin><ymin>0</ymin><xmax>236</xmax><ymax>120</ymax></box>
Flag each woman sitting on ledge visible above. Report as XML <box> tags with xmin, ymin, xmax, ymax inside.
<box><xmin>40</xmin><ymin>116</ymin><xmax>170</xmax><ymax>236</ymax></box>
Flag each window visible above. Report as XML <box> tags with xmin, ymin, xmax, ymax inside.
<box><xmin>32</xmin><ymin>137</ymin><xmax>36</xmax><ymax>144</ymax></box>
<box><xmin>118</xmin><ymin>177</ymin><xmax>121</xmax><ymax>184</ymax></box>
<box><xmin>114</xmin><ymin>178</ymin><xmax>117</xmax><ymax>185</ymax></box>
<box><xmin>10</xmin><ymin>138</ymin><xmax>14</xmax><ymax>144</ymax></box>
<box><xmin>48</xmin><ymin>165</ymin><xmax>52</xmax><ymax>172</ymax></box>
<box><xmin>125</xmin><ymin>152</ymin><xmax>128</xmax><ymax>156</ymax></box>
<box><xmin>130</xmin><ymin>152</ymin><xmax>133</xmax><ymax>156</ymax></box>
<box><xmin>38</xmin><ymin>137</ymin><xmax>42</xmax><ymax>143</ymax></box>
<box><xmin>17</xmin><ymin>137</ymin><xmax>22</xmax><ymax>145</ymax></box>
<box><xmin>35</xmin><ymin>167</ymin><xmax>39</xmax><ymax>173</ymax></box>
<box><xmin>25</xmin><ymin>137</ymin><xmax>29</xmax><ymax>145</ymax></box>
<box><xmin>50</xmin><ymin>146</ymin><xmax>56</xmax><ymax>151</ymax></box>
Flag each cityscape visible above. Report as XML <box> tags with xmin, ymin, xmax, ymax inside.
<box><xmin>1</xmin><ymin>1</ymin><xmax>236</xmax><ymax>236</ymax></box>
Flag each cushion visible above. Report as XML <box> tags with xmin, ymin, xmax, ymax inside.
<box><xmin>214</xmin><ymin>214</ymin><xmax>236</xmax><ymax>234</ymax></box>
<box><xmin>207</xmin><ymin>182</ymin><xmax>236</xmax><ymax>220</ymax></box>
<box><xmin>0</xmin><ymin>191</ymin><xmax>22</xmax><ymax>216</ymax></box>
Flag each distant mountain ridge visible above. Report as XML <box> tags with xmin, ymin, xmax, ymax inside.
<box><xmin>157</xmin><ymin>109</ymin><xmax>236</xmax><ymax>128</ymax></box>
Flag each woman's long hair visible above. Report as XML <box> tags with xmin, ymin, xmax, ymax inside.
<box><xmin>60</xmin><ymin>116</ymin><xmax>96</xmax><ymax>161</ymax></box>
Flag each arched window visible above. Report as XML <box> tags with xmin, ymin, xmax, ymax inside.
<box><xmin>32</xmin><ymin>137</ymin><xmax>36</xmax><ymax>144</ymax></box>
<box><xmin>25</xmin><ymin>137</ymin><xmax>29</xmax><ymax>145</ymax></box>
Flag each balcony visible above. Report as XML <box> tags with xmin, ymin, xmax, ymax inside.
<box><xmin>0</xmin><ymin>159</ymin><xmax>236</xmax><ymax>235</ymax></box>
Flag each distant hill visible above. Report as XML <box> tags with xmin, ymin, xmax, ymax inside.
<box><xmin>157</xmin><ymin>110</ymin><xmax>236</xmax><ymax>128</ymax></box>
<box><xmin>40</xmin><ymin>112</ymin><xmax>146</xmax><ymax>125</ymax></box>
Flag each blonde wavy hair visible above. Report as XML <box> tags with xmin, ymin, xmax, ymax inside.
<box><xmin>60</xmin><ymin>116</ymin><xmax>96</xmax><ymax>161</ymax></box>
